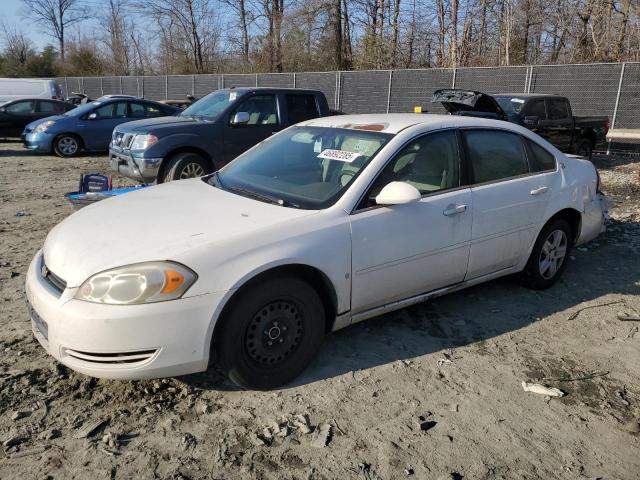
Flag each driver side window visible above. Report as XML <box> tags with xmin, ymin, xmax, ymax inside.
<box><xmin>233</xmin><ymin>94</ymin><xmax>278</xmax><ymax>125</ymax></box>
<box><xmin>362</xmin><ymin>130</ymin><xmax>460</xmax><ymax>208</ymax></box>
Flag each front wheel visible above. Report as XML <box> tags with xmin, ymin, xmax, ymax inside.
<box><xmin>53</xmin><ymin>134</ymin><xmax>81</xmax><ymax>157</ymax></box>
<box><xmin>520</xmin><ymin>219</ymin><xmax>572</xmax><ymax>290</ymax></box>
<box><xmin>212</xmin><ymin>277</ymin><xmax>325</xmax><ymax>390</ymax></box>
<box><xmin>162</xmin><ymin>152</ymin><xmax>211</xmax><ymax>182</ymax></box>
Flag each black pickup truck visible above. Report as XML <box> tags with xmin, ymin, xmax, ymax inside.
<box><xmin>110</xmin><ymin>87</ymin><xmax>334</xmax><ymax>183</ymax></box>
<box><xmin>433</xmin><ymin>90</ymin><xmax>609</xmax><ymax>157</ymax></box>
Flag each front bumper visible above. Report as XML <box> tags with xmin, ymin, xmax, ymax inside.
<box><xmin>23</xmin><ymin>131</ymin><xmax>54</xmax><ymax>153</ymax></box>
<box><xmin>109</xmin><ymin>147</ymin><xmax>162</xmax><ymax>184</ymax></box>
<box><xmin>25</xmin><ymin>251</ymin><xmax>226</xmax><ymax>380</ymax></box>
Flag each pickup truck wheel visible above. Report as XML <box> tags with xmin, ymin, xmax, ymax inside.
<box><xmin>212</xmin><ymin>277</ymin><xmax>325</xmax><ymax>390</ymax></box>
<box><xmin>53</xmin><ymin>134</ymin><xmax>81</xmax><ymax>157</ymax></box>
<box><xmin>574</xmin><ymin>139</ymin><xmax>593</xmax><ymax>159</ymax></box>
<box><xmin>520</xmin><ymin>219</ymin><xmax>572</xmax><ymax>290</ymax></box>
<box><xmin>163</xmin><ymin>152</ymin><xmax>211</xmax><ymax>182</ymax></box>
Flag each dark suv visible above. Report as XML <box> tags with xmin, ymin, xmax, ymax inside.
<box><xmin>109</xmin><ymin>88</ymin><xmax>333</xmax><ymax>183</ymax></box>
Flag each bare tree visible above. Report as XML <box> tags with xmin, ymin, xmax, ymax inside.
<box><xmin>1</xmin><ymin>21</ymin><xmax>33</xmax><ymax>67</ymax></box>
<box><xmin>21</xmin><ymin>0</ymin><xmax>88</xmax><ymax>61</ymax></box>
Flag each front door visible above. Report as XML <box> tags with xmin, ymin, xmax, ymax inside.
<box><xmin>0</xmin><ymin>100</ymin><xmax>35</xmax><ymax>137</ymax></box>
<box><xmin>80</xmin><ymin>101</ymin><xmax>128</xmax><ymax>150</ymax></box>
<box><xmin>349</xmin><ymin>130</ymin><xmax>472</xmax><ymax>313</ymax></box>
<box><xmin>223</xmin><ymin>93</ymin><xmax>281</xmax><ymax>163</ymax></box>
<box><xmin>461</xmin><ymin>129</ymin><xmax>555</xmax><ymax>279</ymax></box>
<box><xmin>544</xmin><ymin>98</ymin><xmax>573</xmax><ymax>151</ymax></box>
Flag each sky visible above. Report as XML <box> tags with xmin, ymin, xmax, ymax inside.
<box><xmin>5</xmin><ymin>0</ymin><xmax>63</xmax><ymax>49</ymax></box>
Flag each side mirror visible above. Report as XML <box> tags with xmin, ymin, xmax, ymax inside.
<box><xmin>523</xmin><ymin>115</ymin><xmax>540</xmax><ymax>127</ymax></box>
<box><xmin>375</xmin><ymin>181</ymin><xmax>421</xmax><ymax>206</ymax></box>
<box><xmin>87</xmin><ymin>112</ymin><xmax>97</xmax><ymax>120</ymax></box>
<box><xmin>231</xmin><ymin>111</ymin><xmax>250</xmax><ymax>126</ymax></box>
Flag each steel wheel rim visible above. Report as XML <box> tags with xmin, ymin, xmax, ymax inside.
<box><xmin>179</xmin><ymin>162</ymin><xmax>205</xmax><ymax>179</ymax></box>
<box><xmin>58</xmin><ymin>137</ymin><xmax>78</xmax><ymax>155</ymax></box>
<box><xmin>539</xmin><ymin>229</ymin><xmax>568</xmax><ymax>280</ymax></box>
<box><xmin>245</xmin><ymin>300</ymin><xmax>303</xmax><ymax>366</ymax></box>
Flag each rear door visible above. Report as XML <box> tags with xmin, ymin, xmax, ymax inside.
<box><xmin>223</xmin><ymin>93</ymin><xmax>281</xmax><ymax>163</ymax></box>
<box><xmin>544</xmin><ymin>98</ymin><xmax>573</xmax><ymax>151</ymax></box>
<box><xmin>463</xmin><ymin>129</ymin><xmax>555</xmax><ymax>279</ymax></box>
<box><xmin>36</xmin><ymin>100</ymin><xmax>65</xmax><ymax>120</ymax></box>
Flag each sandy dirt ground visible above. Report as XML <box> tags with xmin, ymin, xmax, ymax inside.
<box><xmin>0</xmin><ymin>141</ymin><xmax>639</xmax><ymax>480</ymax></box>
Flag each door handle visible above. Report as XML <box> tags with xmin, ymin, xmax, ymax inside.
<box><xmin>443</xmin><ymin>204</ymin><xmax>467</xmax><ymax>216</ymax></box>
<box><xmin>530</xmin><ymin>186</ymin><xmax>549</xmax><ymax>195</ymax></box>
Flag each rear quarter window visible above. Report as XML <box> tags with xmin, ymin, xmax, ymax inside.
<box><xmin>526</xmin><ymin>139</ymin><xmax>556</xmax><ymax>172</ymax></box>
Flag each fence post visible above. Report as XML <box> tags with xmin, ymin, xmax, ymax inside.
<box><xmin>192</xmin><ymin>75</ymin><xmax>195</xmax><ymax>96</ymax></box>
<box><xmin>527</xmin><ymin>66</ymin><xmax>535</xmax><ymax>93</ymax></box>
<box><xmin>64</xmin><ymin>77</ymin><xmax>69</xmax><ymax>98</ymax></box>
<box><xmin>165</xmin><ymin>75</ymin><xmax>169</xmax><ymax>100</ymax></box>
<box><xmin>220</xmin><ymin>74</ymin><xmax>224</xmax><ymax>89</ymax></box>
<box><xmin>293</xmin><ymin>72</ymin><xmax>296</xmax><ymax>88</ymax></box>
<box><xmin>100</xmin><ymin>77</ymin><xmax>104</xmax><ymax>96</ymax></box>
<box><xmin>255</xmin><ymin>73</ymin><xmax>259</xmax><ymax>87</ymax></box>
<box><xmin>141</xmin><ymin>76</ymin><xmax>144</xmax><ymax>98</ymax></box>
<box><xmin>452</xmin><ymin>67</ymin><xmax>457</xmax><ymax>88</ymax></box>
<box><xmin>81</xmin><ymin>77</ymin><xmax>84</xmax><ymax>94</ymax></box>
<box><xmin>607</xmin><ymin>62</ymin><xmax>626</xmax><ymax>154</ymax></box>
<box><xmin>386</xmin><ymin>70</ymin><xmax>393</xmax><ymax>113</ymax></box>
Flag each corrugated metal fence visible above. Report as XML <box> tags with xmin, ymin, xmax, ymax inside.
<box><xmin>55</xmin><ymin>62</ymin><xmax>639</xmax><ymax>129</ymax></box>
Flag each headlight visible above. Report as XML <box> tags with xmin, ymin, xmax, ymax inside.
<box><xmin>130</xmin><ymin>134</ymin><xmax>158</xmax><ymax>150</ymax></box>
<box><xmin>75</xmin><ymin>261</ymin><xmax>196</xmax><ymax>305</ymax></box>
<box><xmin>33</xmin><ymin>120</ymin><xmax>55</xmax><ymax>133</ymax></box>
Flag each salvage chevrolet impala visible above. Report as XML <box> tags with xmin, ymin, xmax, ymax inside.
<box><xmin>25</xmin><ymin>114</ymin><xmax>605</xmax><ymax>390</ymax></box>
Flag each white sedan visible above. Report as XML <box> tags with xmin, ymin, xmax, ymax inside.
<box><xmin>25</xmin><ymin>114</ymin><xmax>605</xmax><ymax>390</ymax></box>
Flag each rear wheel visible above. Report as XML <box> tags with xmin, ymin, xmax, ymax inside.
<box><xmin>520</xmin><ymin>219</ymin><xmax>572</xmax><ymax>290</ymax></box>
<box><xmin>162</xmin><ymin>152</ymin><xmax>211</xmax><ymax>182</ymax></box>
<box><xmin>53</xmin><ymin>134</ymin><xmax>81</xmax><ymax>157</ymax></box>
<box><xmin>212</xmin><ymin>277</ymin><xmax>325</xmax><ymax>390</ymax></box>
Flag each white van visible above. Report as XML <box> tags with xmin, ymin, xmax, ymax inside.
<box><xmin>0</xmin><ymin>78</ymin><xmax>63</xmax><ymax>104</ymax></box>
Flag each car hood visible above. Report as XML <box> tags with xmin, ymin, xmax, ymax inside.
<box><xmin>431</xmin><ymin>89</ymin><xmax>507</xmax><ymax>119</ymax></box>
<box><xmin>43</xmin><ymin>178</ymin><xmax>316</xmax><ymax>287</ymax></box>
<box><xmin>115</xmin><ymin>115</ymin><xmax>213</xmax><ymax>135</ymax></box>
<box><xmin>25</xmin><ymin>114</ymin><xmax>68</xmax><ymax>130</ymax></box>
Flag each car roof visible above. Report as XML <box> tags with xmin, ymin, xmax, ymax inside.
<box><xmin>494</xmin><ymin>93</ymin><xmax>566</xmax><ymax>99</ymax></box>
<box><xmin>300</xmin><ymin>113</ymin><xmax>517</xmax><ymax>134</ymax></box>
<box><xmin>220</xmin><ymin>87</ymin><xmax>322</xmax><ymax>95</ymax></box>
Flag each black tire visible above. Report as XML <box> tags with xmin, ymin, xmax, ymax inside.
<box><xmin>53</xmin><ymin>134</ymin><xmax>81</xmax><ymax>157</ymax></box>
<box><xmin>574</xmin><ymin>138</ymin><xmax>593</xmax><ymax>159</ymax></box>
<box><xmin>162</xmin><ymin>152</ymin><xmax>211</xmax><ymax>182</ymax></box>
<box><xmin>520</xmin><ymin>219</ymin><xmax>572</xmax><ymax>290</ymax></box>
<box><xmin>212</xmin><ymin>277</ymin><xmax>325</xmax><ymax>390</ymax></box>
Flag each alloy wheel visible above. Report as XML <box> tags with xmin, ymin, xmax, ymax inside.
<box><xmin>179</xmin><ymin>162</ymin><xmax>205</xmax><ymax>179</ymax></box>
<box><xmin>538</xmin><ymin>229</ymin><xmax>568</xmax><ymax>280</ymax></box>
<box><xmin>58</xmin><ymin>137</ymin><xmax>78</xmax><ymax>156</ymax></box>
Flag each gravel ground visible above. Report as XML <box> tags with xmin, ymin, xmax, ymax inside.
<box><xmin>0</xmin><ymin>141</ymin><xmax>639</xmax><ymax>480</ymax></box>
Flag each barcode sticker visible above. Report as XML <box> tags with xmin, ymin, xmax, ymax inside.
<box><xmin>317</xmin><ymin>149</ymin><xmax>361</xmax><ymax>163</ymax></box>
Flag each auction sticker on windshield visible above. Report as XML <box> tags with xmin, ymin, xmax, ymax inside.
<box><xmin>317</xmin><ymin>149</ymin><xmax>361</xmax><ymax>162</ymax></box>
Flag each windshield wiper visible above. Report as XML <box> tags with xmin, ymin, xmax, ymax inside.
<box><xmin>226</xmin><ymin>186</ymin><xmax>298</xmax><ymax>208</ymax></box>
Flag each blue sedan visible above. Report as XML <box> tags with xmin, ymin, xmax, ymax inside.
<box><xmin>23</xmin><ymin>97</ymin><xmax>180</xmax><ymax>157</ymax></box>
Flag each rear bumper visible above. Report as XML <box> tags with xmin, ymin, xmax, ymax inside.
<box><xmin>109</xmin><ymin>147</ymin><xmax>161</xmax><ymax>183</ymax></box>
<box><xmin>576</xmin><ymin>193</ymin><xmax>607</xmax><ymax>245</ymax></box>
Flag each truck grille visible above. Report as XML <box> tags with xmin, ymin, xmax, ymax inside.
<box><xmin>41</xmin><ymin>257</ymin><xmax>67</xmax><ymax>295</ymax></box>
<box><xmin>113</xmin><ymin>132</ymin><xmax>134</xmax><ymax>149</ymax></box>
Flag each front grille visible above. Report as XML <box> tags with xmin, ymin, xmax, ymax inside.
<box><xmin>41</xmin><ymin>257</ymin><xmax>67</xmax><ymax>295</ymax></box>
<box><xmin>122</xmin><ymin>134</ymin><xmax>134</xmax><ymax>148</ymax></box>
<box><xmin>62</xmin><ymin>348</ymin><xmax>158</xmax><ymax>365</ymax></box>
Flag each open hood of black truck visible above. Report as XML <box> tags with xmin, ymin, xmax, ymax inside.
<box><xmin>431</xmin><ymin>89</ymin><xmax>508</xmax><ymax>120</ymax></box>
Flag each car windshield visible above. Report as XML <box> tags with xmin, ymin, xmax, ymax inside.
<box><xmin>64</xmin><ymin>101</ymin><xmax>103</xmax><ymax>117</ymax></box>
<box><xmin>496</xmin><ymin>97</ymin><xmax>526</xmax><ymax>114</ymax></box>
<box><xmin>181</xmin><ymin>91</ymin><xmax>237</xmax><ymax>119</ymax></box>
<box><xmin>206</xmin><ymin>126</ymin><xmax>393</xmax><ymax>210</ymax></box>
